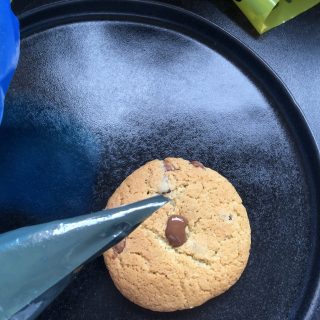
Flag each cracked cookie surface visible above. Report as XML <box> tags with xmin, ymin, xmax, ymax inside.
<box><xmin>103</xmin><ymin>158</ymin><xmax>251</xmax><ymax>312</ymax></box>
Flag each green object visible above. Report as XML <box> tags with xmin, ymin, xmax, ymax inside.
<box><xmin>234</xmin><ymin>0</ymin><xmax>320</xmax><ymax>34</ymax></box>
<box><xmin>0</xmin><ymin>195</ymin><xmax>168</xmax><ymax>320</ymax></box>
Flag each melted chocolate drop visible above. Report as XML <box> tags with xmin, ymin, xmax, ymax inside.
<box><xmin>165</xmin><ymin>215</ymin><xmax>188</xmax><ymax>247</ymax></box>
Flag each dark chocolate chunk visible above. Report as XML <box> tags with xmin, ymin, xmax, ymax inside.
<box><xmin>113</xmin><ymin>238</ymin><xmax>126</xmax><ymax>254</ymax></box>
<box><xmin>165</xmin><ymin>215</ymin><xmax>188</xmax><ymax>247</ymax></box>
<box><xmin>190</xmin><ymin>161</ymin><xmax>205</xmax><ymax>169</ymax></box>
<box><xmin>164</xmin><ymin>160</ymin><xmax>175</xmax><ymax>171</ymax></box>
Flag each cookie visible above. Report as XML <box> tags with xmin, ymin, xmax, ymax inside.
<box><xmin>104</xmin><ymin>158</ymin><xmax>251</xmax><ymax>312</ymax></box>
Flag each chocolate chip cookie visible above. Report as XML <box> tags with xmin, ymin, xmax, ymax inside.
<box><xmin>103</xmin><ymin>158</ymin><xmax>251</xmax><ymax>312</ymax></box>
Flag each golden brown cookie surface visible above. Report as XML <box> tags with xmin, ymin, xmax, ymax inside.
<box><xmin>104</xmin><ymin>158</ymin><xmax>251</xmax><ymax>312</ymax></box>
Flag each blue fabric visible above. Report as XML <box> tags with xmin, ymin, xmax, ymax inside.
<box><xmin>0</xmin><ymin>0</ymin><xmax>20</xmax><ymax>123</ymax></box>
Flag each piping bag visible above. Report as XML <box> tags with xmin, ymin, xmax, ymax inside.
<box><xmin>0</xmin><ymin>195</ymin><xmax>169</xmax><ymax>320</ymax></box>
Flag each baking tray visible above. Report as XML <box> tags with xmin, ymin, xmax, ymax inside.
<box><xmin>1</xmin><ymin>1</ymin><xmax>320</xmax><ymax>319</ymax></box>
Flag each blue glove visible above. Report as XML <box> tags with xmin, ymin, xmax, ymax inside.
<box><xmin>0</xmin><ymin>0</ymin><xmax>20</xmax><ymax>123</ymax></box>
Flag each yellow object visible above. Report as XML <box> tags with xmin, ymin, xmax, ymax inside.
<box><xmin>234</xmin><ymin>0</ymin><xmax>320</xmax><ymax>34</ymax></box>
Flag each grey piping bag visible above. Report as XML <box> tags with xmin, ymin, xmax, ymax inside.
<box><xmin>0</xmin><ymin>195</ymin><xmax>168</xmax><ymax>320</ymax></box>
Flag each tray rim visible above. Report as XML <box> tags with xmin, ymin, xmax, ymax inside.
<box><xmin>16</xmin><ymin>1</ymin><xmax>320</xmax><ymax>319</ymax></box>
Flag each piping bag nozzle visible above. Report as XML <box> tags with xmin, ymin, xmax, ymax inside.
<box><xmin>0</xmin><ymin>195</ymin><xmax>168</xmax><ymax>320</ymax></box>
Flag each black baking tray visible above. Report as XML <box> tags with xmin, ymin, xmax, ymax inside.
<box><xmin>1</xmin><ymin>1</ymin><xmax>320</xmax><ymax>319</ymax></box>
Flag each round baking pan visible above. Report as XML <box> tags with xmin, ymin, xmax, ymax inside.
<box><xmin>1</xmin><ymin>1</ymin><xmax>320</xmax><ymax>319</ymax></box>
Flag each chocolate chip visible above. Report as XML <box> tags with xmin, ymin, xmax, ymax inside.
<box><xmin>164</xmin><ymin>160</ymin><xmax>175</xmax><ymax>171</ymax></box>
<box><xmin>165</xmin><ymin>215</ymin><xmax>188</xmax><ymax>247</ymax></box>
<box><xmin>113</xmin><ymin>238</ymin><xmax>126</xmax><ymax>254</ymax></box>
<box><xmin>190</xmin><ymin>160</ymin><xmax>205</xmax><ymax>169</ymax></box>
